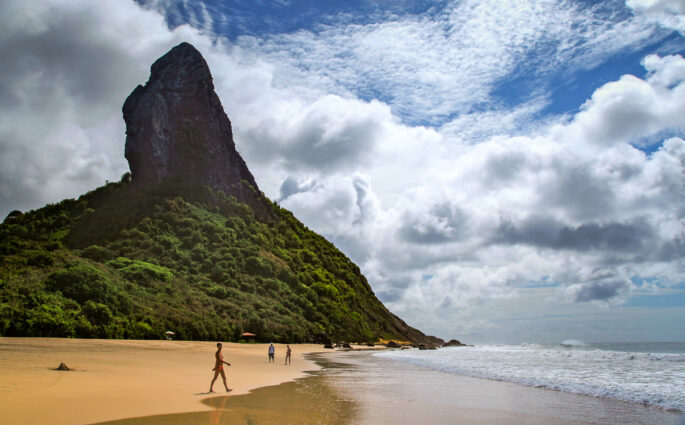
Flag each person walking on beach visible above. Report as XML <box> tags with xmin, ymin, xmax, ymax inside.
<box><xmin>209</xmin><ymin>342</ymin><xmax>232</xmax><ymax>393</ymax></box>
<box><xmin>285</xmin><ymin>345</ymin><xmax>292</xmax><ymax>365</ymax></box>
<box><xmin>268</xmin><ymin>342</ymin><xmax>275</xmax><ymax>363</ymax></box>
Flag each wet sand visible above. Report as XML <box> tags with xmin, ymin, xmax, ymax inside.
<box><xmin>92</xmin><ymin>371</ymin><xmax>355</xmax><ymax>425</ymax></box>
<box><xmin>326</xmin><ymin>350</ymin><xmax>685</xmax><ymax>425</ymax></box>
<box><xmin>0</xmin><ymin>337</ymin><xmax>322</xmax><ymax>425</ymax></box>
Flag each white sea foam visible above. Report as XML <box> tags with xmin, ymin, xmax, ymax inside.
<box><xmin>376</xmin><ymin>343</ymin><xmax>685</xmax><ymax>412</ymax></box>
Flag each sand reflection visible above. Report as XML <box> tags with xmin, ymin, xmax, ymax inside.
<box><xmin>92</xmin><ymin>372</ymin><xmax>356</xmax><ymax>425</ymax></box>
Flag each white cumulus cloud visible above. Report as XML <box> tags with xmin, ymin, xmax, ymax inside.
<box><xmin>627</xmin><ymin>0</ymin><xmax>685</xmax><ymax>34</ymax></box>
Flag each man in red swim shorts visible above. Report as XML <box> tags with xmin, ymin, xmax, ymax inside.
<box><xmin>209</xmin><ymin>342</ymin><xmax>232</xmax><ymax>392</ymax></box>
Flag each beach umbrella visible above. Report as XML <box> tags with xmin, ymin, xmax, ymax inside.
<box><xmin>164</xmin><ymin>331</ymin><xmax>175</xmax><ymax>340</ymax></box>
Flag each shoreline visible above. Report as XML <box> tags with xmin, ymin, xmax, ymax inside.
<box><xmin>80</xmin><ymin>348</ymin><xmax>685</xmax><ymax>425</ymax></box>
<box><xmin>326</xmin><ymin>350</ymin><xmax>685</xmax><ymax>425</ymax></box>
<box><xmin>0</xmin><ymin>337</ymin><xmax>329</xmax><ymax>425</ymax></box>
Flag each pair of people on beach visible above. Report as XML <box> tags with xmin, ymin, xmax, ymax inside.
<box><xmin>209</xmin><ymin>342</ymin><xmax>293</xmax><ymax>393</ymax></box>
<box><xmin>268</xmin><ymin>343</ymin><xmax>292</xmax><ymax>365</ymax></box>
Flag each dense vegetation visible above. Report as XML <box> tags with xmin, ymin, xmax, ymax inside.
<box><xmin>0</xmin><ymin>174</ymin><xmax>433</xmax><ymax>343</ymax></box>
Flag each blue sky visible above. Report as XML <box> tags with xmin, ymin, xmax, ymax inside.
<box><xmin>2</xmin><ymin>0</ymin><xmax>685</xmax><ymax>343</ymax></box>
<box><xmin>143</xmin><ymin>0</ymin><xmax>685</xmax><ymax>124</ymax></box>
<box><xmin>148</xmin><ymin>0</ymin><xmax>454</xmax><ymax>40</ymax></box>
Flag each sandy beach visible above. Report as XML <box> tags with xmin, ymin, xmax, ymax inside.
<box><xmin>0</xmin><ymin>337</ymin><xmax>323</xmax><ymax>425</ymax></box>
<box><xmin>4</xmin><ymin>338</ymin><xmax>683</xmax><ymax>425</ymax></box>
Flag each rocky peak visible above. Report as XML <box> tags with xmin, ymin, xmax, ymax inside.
<box><xmin>123</xmin><ymin>42</ymin><xmax>271</xmax><ymax>218</ymax></box>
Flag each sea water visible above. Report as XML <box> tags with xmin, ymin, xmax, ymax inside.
<box><xmin>376</xmin><ymin>342</ymin><xmax>685</xmax><ymax>412</ymax></box>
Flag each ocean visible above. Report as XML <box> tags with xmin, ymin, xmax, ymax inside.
<box><xmin>376</xmin><ymin>341</ymin><xmax>685</xmax><ymax>413</ymax></box>
<box><xmin>316</xmin><ymin>345</ymin><xmax>685</xmax><ymax>424</ymax></box>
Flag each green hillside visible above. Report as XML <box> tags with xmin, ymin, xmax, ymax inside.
<box><xmin>0</xmin><ymin>174</ymin><xmax>437</xmax><ymax>344</ymax></box>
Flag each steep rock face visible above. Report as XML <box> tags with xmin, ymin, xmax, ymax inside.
<box><xmin>123</xmin><ymin>42</ymin><xmax>271</xmax><ymax>218</ymax></box>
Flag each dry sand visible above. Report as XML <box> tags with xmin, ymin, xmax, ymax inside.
<box><xmin>0</xmin><ymin>337</ymin><xmax>324</xmax><ymax>425</ymax></box>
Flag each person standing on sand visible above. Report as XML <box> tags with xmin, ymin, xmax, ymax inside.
<box><xmin>285</xmin><ymin>345</ymin><xmax>292</xmax><ymax>365</ymax></box>
<box><xmin>209</xmin><ymin>343</ymin><xmax>232</xmax><ymax>393</ymax></box>
<box><xmin>268</xmin><ymin>342</ymin><xmax>275</xmax><ymax>363</ymax></box>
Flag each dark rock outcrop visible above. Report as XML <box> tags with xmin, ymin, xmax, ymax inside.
<box><xmin>418</xmin><ymin>344</ymin><xmax>437</xmax><ymax>350</ymax></box>
<box><xmin>55</xmin><ymin>362</ymin><xmax>72</xmax><ymax>371</ymax></box>
<box><xmin>443</xmin><ymin>339</ymin><xmax>466</xmax><ymax>347</ymax></box>
<box><xmin>123</xmin><ymin>42</ymin><xmax>271</xmax><ymax>219</ymax></box>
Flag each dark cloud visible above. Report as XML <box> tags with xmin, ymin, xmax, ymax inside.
<box><xmin>398</xmin><ymin>202</ymin><xmax>466</xmax><ymax>244</ymax></box>
<box><xmin>0</xmin><ymin>0</ymin><xmax>188</xmax><ymax>217</ymax></box>
<box><xmin>570</xmin><ymin>279</ymin><xmax>632</xmax><ymax>303</ymax></box>
<box><xmin>241</xmin><ymin>97</ymin><xmax>384</xmax><ymax>173</ymax></box>
<box><xmin>377</xmin><ymin>289</ymin><xmax>404</xmax><ymax>303</ymax></box>
<box><xmin>278</xmin><ymin>176</ymin><xmax>317</xmax><ymax>201</ymax></box>
<box><xmin>373</xmin><ymin>273</ymin><xmax>418</xmax><ymax>303</ymax></box>
<box><xmin>484</xmin><ymin>149</ymin><xmax>527</xmax><ymax>184</ymax></box>
<box><xmin>493</xmin><ymin>215</ymin><xmax>653</xmax><ymax>252</ymax></box>
<box><xmin>351</xmin><ymin>176</ymin><xmax>375</xmax><ymax>225</ymax></box>
<box><xmin>440</xmin><ymin>296</ymin><xmax>453</xmax><ymax>309</ymax></box>
<box><xmin>650</xmin><ymin>138</ymin><xmax>685</xmax><ymax>203</ymax></box>
<box><xmin>327</xmin><ymin>232</ymin><xmax>375</xmax><ymax>264</ymax></box>
<box><xmin>656</xmin><ymin>236</ymin><xmax>685</xmax><ymax>261</ymax></box>
<box><xmin>373</xmin><ymin>241</ymin><xmax>478</xmax><ymax>274</ymax></box>
<box><xmin>542</xmin><ymin>164</ymin><xmax>616</xmax><ymax>220</ymax></box>
<box><xmin>0</xmin><ymin>2</ymin><xmax>163</xmax><ymax>126</ymax></box>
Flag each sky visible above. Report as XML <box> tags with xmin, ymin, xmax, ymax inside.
<box><xmin>2</xmin><ymin>0</ymin><xmax>685</xmax><ymax>344</ymax></box>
